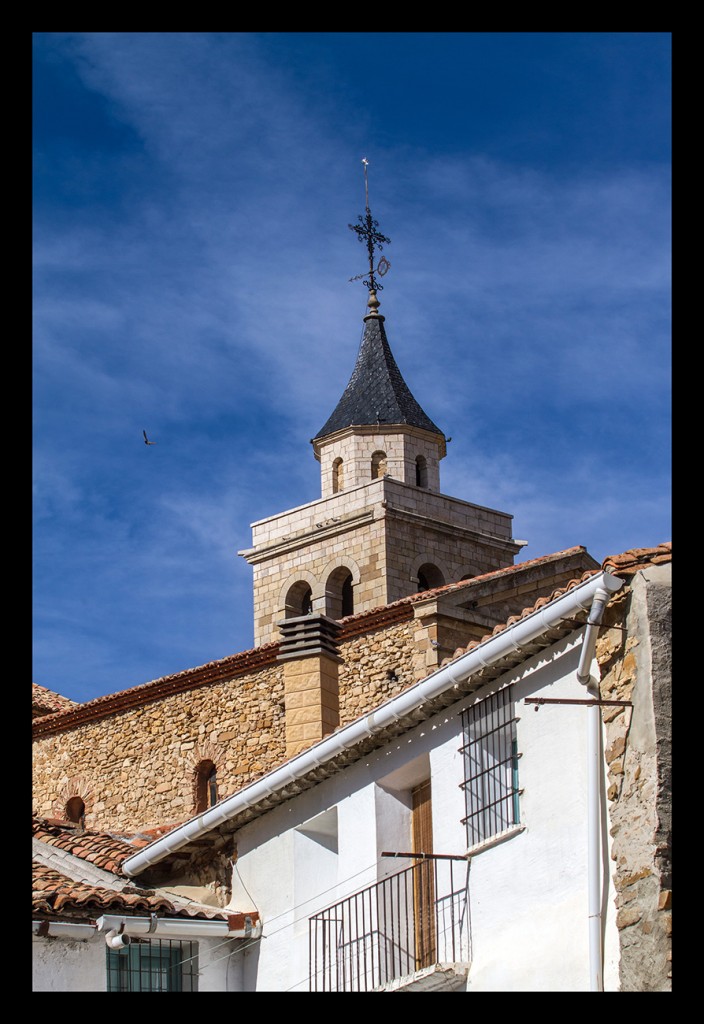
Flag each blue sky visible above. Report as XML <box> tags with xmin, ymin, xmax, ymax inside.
<box><xmin>33</xmin><ymin>32</ymin><xmax>671</xmax><ymax>704</ymax></box>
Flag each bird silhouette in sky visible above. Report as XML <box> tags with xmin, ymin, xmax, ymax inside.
<box><xmin>143</xmin><ymin>430</ymin><xmax>157</xmax><ymax>446</ymax></box>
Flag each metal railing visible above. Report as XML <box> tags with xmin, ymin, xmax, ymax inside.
<box><xmin>309</xmin><ymin>857</ymin><xmax>469</xmax><ymax>992</ymax></box>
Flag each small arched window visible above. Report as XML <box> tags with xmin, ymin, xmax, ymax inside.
<box><xmin>285</xmin><ymin>580</ymin><xmax>314</xmax><ymax>618</ymax></box>
<box><xmin>65</xmin><ymin>796</ymin><xmax>85</xmax><ymax>826</ymax></box>
<box><xmin>371</xmin><ymin>451</ymin><xmax>387</xmax><ymax>480</ymax></box>
<box><xmin>415</xmin><ymin>455</ymin><xmax>428</xmax><ymax>488</ymax></box>
<box><xmin>325</xmin><ymin>567</ymin><xmax>354</xmax><ymax>619</ymax></box>
<box><xmin>332</xmin><ymin>457</ymin><xmax>344</xmax><ymax>494</ymax></box>
<box><xmin>195</xmin><ymin>760</ymin><xmax>218</xmax><ymax>814</ymax></box>
<box><xmin>417</xmin><ymin>562</ymin><xmax>444</xmax><ymax>592</ymax></box>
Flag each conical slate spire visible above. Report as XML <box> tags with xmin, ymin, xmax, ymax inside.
<box><xmin>313</xmin><ymin>314</ymin><xmax>444</xmax><ymax>440</ymax></box>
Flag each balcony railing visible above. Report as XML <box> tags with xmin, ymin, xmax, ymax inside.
<box><xmin>309</xmin><ymin>856</ymin><xmax>470</xmax><ymax>992</ymax></box>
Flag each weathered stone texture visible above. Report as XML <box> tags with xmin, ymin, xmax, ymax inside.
<box><xmin>338</xmin><ymin>619</ymin><xmax>420</xmax><ymax>724</ymax></box>
<box><xmin>597</xmin><ymin>566</ymin><xmax>672</xmax><ymax>991</ymax></box>
<box><xmin>32</xmin><ymin>664</ymin><xmax>287</xmax><ymax>833</ymax></box>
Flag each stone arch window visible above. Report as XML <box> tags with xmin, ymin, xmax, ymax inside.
<box><xmin>65</xmin><ymin>795</ymin><xmax>85</xmax><ymax>826</ymax></box>
<box><xmin>325</xmin><ymin>566</ymin><xmax>354</xmax><ymax>619</ymax></box>
<box><xmin>417</xmin><ymin>562</ymin><xmax>445</xmax><ymax>592</ymax></box>
<box><xmin>53</xmin><ymin>777</ymin><xmax>94</xmax><ymax>827</ymax></box>
<box><xmin>371</xmin><ymin>450</ymin><xmax>388</xmax><ymax>480</ymax></box>
<box><xmin>415</xmin><ymin>455</ymin><xmax>428</xmax><ymax>488</ymax></box>
<box><xmin>332</xmin><ymin>457</ymin><xmax>344</xmax><ymax>494</ymax></box>
<box><xmin>285</xmin><ymin>580</ymin><xmax>314</xmax><ymax>618</ymax></box>
<box><xmin>194</xmin><ymin>759</ymin><xmax>218</xmax><ymax>814</ymax></box>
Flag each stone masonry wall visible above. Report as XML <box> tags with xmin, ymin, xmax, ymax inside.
<box><xmin>596</xmin><ymin>565</ymin><xmax>672</xmax><ymax>991</ymax></box>
<box><xmin>33</xmin><ymin>664</ymin><xmax>287</xmax><ymax>834</ymax></box>
<box><xmin>315</xmin><ymin>425</ymin><xmax>443</xmax><ymax>496</ymax></box>
<box><xmin>338</xmin><ymin>618</ymin><xmax>421</xmax><ymax>725</ymax></box>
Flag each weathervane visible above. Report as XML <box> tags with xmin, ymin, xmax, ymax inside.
<box><xmin>348</xmin><ymin>158</ymin><xmax>391</xmax><ymax>311</ymax></box>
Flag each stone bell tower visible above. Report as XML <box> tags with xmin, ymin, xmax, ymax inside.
<box><xmin>239</xmin><ymin>163</ymin><xmax>524</xmax><ymax>648</ymax></box>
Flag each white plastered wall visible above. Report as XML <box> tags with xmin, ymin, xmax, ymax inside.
<box><xmin>231</xmin><ymin>631</ymin><xmax>619</xmax><ymax>992</ymax></box>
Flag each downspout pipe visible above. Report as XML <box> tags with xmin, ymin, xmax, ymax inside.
<box><xmin>576</xmin><ymin>585</ymin><xmax>615</xmax><ymax>993</ymax></box>
<box><xmin>123</xmin><ymin>569</ymin><xmax>623</xmax><ymax>878</ymax></box>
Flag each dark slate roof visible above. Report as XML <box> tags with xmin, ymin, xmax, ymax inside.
<box><xmin>314</xmin><ymin>314</ymin><xmax>444</xmax><ymax>439</ymax></box>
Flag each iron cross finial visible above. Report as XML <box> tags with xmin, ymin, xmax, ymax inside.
<box><xmin>348</xmin><ymin>158</ymin><xmax>391</xmax><ymax>298</ymax></box>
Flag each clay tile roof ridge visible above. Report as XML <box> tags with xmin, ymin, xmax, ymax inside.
<box><xmin>32</xmin><ymin>641</ymin><xmax>282</xmax><ymax>722</ymax></box>
<box><xmin>602</xmin><ymin>541</ymin><xmax>672</xmax><ymax>573</ymax></box>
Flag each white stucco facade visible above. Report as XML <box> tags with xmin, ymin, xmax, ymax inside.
<box><xmin>230</xmin><ymin>630</ymin><xmax>619</xmax><ymax>992</ymax></box>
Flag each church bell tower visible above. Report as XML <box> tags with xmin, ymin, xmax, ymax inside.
<box><xmin>239</xmin><ymin>162</ymin><xmax>524</xmax><ymax>647</ymax></box>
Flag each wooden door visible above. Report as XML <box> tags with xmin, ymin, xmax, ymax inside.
<box><xmin>412</xmin><ymin>780</ymin><xmax>436</xmax><ymax>969</ymax></box>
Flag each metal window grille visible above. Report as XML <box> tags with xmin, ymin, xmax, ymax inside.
<box><xmin>460</xmin><ymin>686</ymin><xmax>520</xmax><ymax>848</ymax></box>
<box><xmin>106</xmin><ymin>938</ymin><xmax>198</xmax><ymax>992</ymax></box>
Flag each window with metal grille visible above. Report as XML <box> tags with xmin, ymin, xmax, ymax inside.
<box><xmin>460</xmin><ymin>686</ymin><xmax>520</xmax><ymax>848</ymax></box>
<box><xmin>106</xmin><ymin>938</ymin><xmax>198</xmax><ymax>992</ymax></box>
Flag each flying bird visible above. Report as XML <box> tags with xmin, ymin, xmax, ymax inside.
<box><xmin>143</xmin><ymin>430</ymin><xmax>157</xmax><ymax>446</ymax></box>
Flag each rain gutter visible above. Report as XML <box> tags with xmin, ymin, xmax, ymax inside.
<box><xmin>96</xmin><ymin>911</ymin><xmax>261</xmax><ymax>943</ymax></box>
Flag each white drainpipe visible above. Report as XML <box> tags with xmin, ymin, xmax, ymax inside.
<box><xmin>123</xmin><ymin>570</ymin><xmax>623</xmax><ymax>879</ymax></box>
<box><xmin>576</xmin><ymin>585</ymin><xmax>613</xmax><ymax>992</ymax></box>
<box><xmin>96</xmin><ymin>912</ymin><xmax>262</xmax><ymax>942</ymax></box>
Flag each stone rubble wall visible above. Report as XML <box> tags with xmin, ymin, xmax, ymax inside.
<box><xmin>338</xmin><ymin>618</ymin><xmax>421</xmax><ymax>725</ymax></box>
<box><xmin>32</xmin><ymin>664</ymin><xmax>287</xmax><ymax>834</ymax></box>
<box><xmin>597</xmin><ymin>565</ymin><xmax>672</xmax><ymax>991</ymax></box>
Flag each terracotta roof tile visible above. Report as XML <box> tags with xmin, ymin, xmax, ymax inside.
<box><xmin>33</xmin><ymin>817</ymin><xmax>231</xmax><ymax>923</ymax></box>
<box><xmin>32</xmin><ymin>683</ymin><xmax>78</xmax><ymax>718</ymax></box>
<box><xmin>32</xmin><ymin>860</ymin><xmax>176</xmax><ymax>917</ymax></box>
<box><xmin>602</xmin><ymin>542</ymin><xmax>672</xmax><ymax>575</ymax></box>
<box><xmin>33</xmin><ymin>816</ymin><xmax>137</xmax><ymax>874</ymax></box>
<box><xmin>32</xmin><ymin>643</ymin><xmax>281</xmax><ymax>734</ymax></box>
<box><xmin>116</xmin><ymin>822</ymin><xmax>186</xmax><ymax>848</ymax></box>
